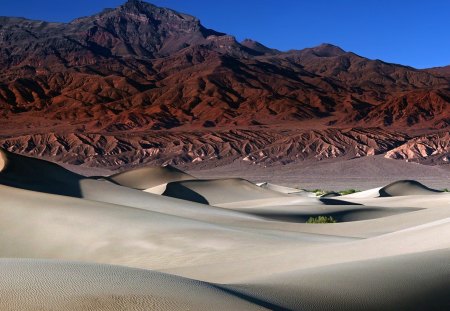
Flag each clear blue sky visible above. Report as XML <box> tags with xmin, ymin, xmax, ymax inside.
<box><xmin>2</xmin><ymin>0</ymin><xmax>449</xmax><ymax>68</ymax></box>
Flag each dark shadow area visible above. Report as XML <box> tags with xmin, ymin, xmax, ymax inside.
<box><xmin>0</xmin><ymin>148</ymin><xmax>84</xmax><ymax>198</ymax></box>
<box><xmin>217</xmin><ymin>249</ymin><xmax>450</xmax><ymax>311</ymax></box>
<box><xmin>211</xmin><ymin>284</ymin><xmax>290</xmax><ymax>311</ymax></box>
<box><xmin>319</xmin><ymin>198</ymin><xmax>361</xmax><ymax>205</ymax></box>
<box><xmin>163</xmin><ymin>182</ymin><xmax>209</xmax><ymax>204</ymax></box>
<box><xmin>237</xmin><ymin>207</ymin><xmax>422</xmax><ymax>223</ymax></box>
<box><xmin>321</xmin><ymin>191</ymin><xmax>342</xmax><ymax>197</ymax></box>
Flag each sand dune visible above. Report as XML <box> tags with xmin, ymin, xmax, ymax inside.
<box><xmin>109</xmin><ymin>165</ymin><xmax>195</xmax><ymax>193</ymax></box>
<box><xmin>0</xmin><ymin>149</ymin><xmax>449</xmax><ymax>310</ymax></box>
<box><xmin>228</xmin><ymin>249</ymin><xmax>450</xmax><ymax>311</ymax></box>
<box><xmin>227</xmin><ymin>204</ymin><xmax>421</xmax><ymax>223</ymax></box>
<box><xmin>257</xmin><ymin>182</ymin><xmax>306</xmax><ymax>194</ymax></box>
<box><xmin>0</xmin><ymin>259</ymin><xmax>266</xmax><ymax>311</ymax></box>
<box><xmin>0</xmin><ymin>148</ymin><xmax>266</xmax><ymax>224</ymax></box>
<box><xmin>341</xmin><ymin>180</ymin><xmax>444</xmax><ymax>199</ymax></box>
<box><xmin>163</xmin><ymin>178</ymin><xmax>289</xmax><ymax>205</ymax></box>
<box><xmin>341</xmin><ymin>186</ymin><xmax>382</xmax><ymax>198</ymax></box>
<box><xmin>0</xmin><ymin>148</ymin><xmax>84</xmax><ymax>197</ymax></box>
<box><xmin>379</xmin><ymin>179</ymin><xmax>444</xmax><ymax>196</ymax></box>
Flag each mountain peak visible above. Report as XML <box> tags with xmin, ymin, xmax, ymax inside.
<box><xmin>119</xmin><ymin>0</ymin><xmax>161</xmax><ymax>17</ymax></box>
<box><xmin>124</xmin><ymin>0</ymin><xmax>146</xmax><ymax>6</ymax></box>
<box><xmin>121</xmin><ymin>0</ymin><xmax>155</xmax><ymax>11</ymax></box>
<box><xmin>311</xmin><ymin>43</ymin><xmax>346</xmax><ymax>57</ymax></box>
<box><xmin>119</xmin><ymin>0</ymin><xmax>197</xmax><ymax>22</ymax></box>
<box><xmin>67</xmin><ymin>0</ymin><xmax>223</xmax><ymax>57</ymax></box>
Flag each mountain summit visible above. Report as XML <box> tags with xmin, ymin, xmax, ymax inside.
<box><xmin>0</xmin><ymin>1</ymin><xmax>449</xmax><ymax>168</ymax></box>
<box><xmin>68</xmin><ymin>0</ymin><xmax>226</xmax><ymax>58</ymax></box>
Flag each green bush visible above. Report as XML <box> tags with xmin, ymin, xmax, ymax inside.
<box><xmin>339</xmin><ymin>189</ymin><xmax>360</xmax><ymax>195</ymax></box>
<box><xmin>443</xmin><ymin>188</ymin><xmax>449</xmax><ymax>192</ymax></box>
<box><xmin>311</xmin><ymin>189</ymin><xmax>327</xmax><ymax>196</ymax></box>
<box><xmin>306</xmin><ymin>216</ymin><xmax>337</xmax><ymax>224</ymax></box>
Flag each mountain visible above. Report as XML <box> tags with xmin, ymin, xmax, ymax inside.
<box><xmin>0</xmin><ymin>0</ymin><xmax>449</xmax><ymax>169</ymax></box>
<box><xmin>426</xmin><ymin>66</ymin><xmax>450</xmax><ymax>78</ymax></box>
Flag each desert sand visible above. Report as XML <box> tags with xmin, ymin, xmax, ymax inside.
<box><xmin>0</xmin><ymin>147</ymin><xmax>449</xmax><ymax>310</ymax></box>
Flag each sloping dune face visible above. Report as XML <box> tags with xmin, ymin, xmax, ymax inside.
<box><xmin>0</xmin><ymin>148</ymin><xmax>84</xmax><ymax>197</ymax></box>
<box><xmin>258</xmin><ymin>182</ymin><xmax>306</xmax><ymax>194</ymax></box>
<box><xmin>163</xmin><ymin>178</ymin><xmax>288</xmax><ymax>205</ymax></box>
<box><xmin>0</xmin><ymin>150</ymin><xmax>449</xmax><ymax>310</ymax></box>
<box><xmin>229</xmin><ymin>249</ymin><xmax>450</xmax><ymax>311</ymax></box>
<box><xmin>0</xmin><ymin>260</ymin><xmax>266</xmax><ymax>311</ymax></box>
<box><xmin>380</xmin><ymin>180</ymin><xmax>443</xmax><ymax>197</ymax></box>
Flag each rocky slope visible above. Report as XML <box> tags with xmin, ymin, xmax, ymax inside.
<box><xmin>0</xmin><ymin>128</ymin><xmax>410</xmax><ymax>169</ymax></box>
<box><xmin>385</xmin><ymin>132</ymin><xmax>450</xmax><ymax>165</ymax></box>
<box><xmin>0</xmin><ymin>0</ymin><xmax>449</xmax><ymax>168</ymax></box>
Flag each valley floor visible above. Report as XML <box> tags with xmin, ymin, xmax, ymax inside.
<box><xmin>188</xmin><ymin>155</ymin><xmax>450</xmax><ymax>190</ymax></box>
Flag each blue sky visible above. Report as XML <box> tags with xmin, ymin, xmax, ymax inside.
<box><xmin>2</xmin><ymin>0</ymin><xmax>449</xmax><ymax>68</ymax></box>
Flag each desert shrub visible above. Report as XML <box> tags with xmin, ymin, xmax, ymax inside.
<box><xmin>339</xmin><ymin>189</ymin><xmax>360</xmax><ymax>195</ymax></box>
<box><xmin>443</xmin><ymin>188</ymin><xmax>449</xmax><ymax>192</ymax></box>
<box><xmin>306</xmin><ymin>216</ymin><xmax>337</xmax><ymax>224</ymax></box>
<box><xmin>311</xmin><ymin>189</ymin><xmax>328</xmax><ymax>196</ymax></box>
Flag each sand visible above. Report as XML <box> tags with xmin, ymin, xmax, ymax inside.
<box><xmin>379</xmin><ymin>179</ymin><xmax>444</xmax><ymax>196</ymax></box>
<box><xmin>228</xmin><ymin>249</ymin><xmax>450</xmax><ymax>311</ymax></box>
<box><xmin>163</xmin><ymin>178</ymin><xmax>289</xmax><ymax>205</ymax></box>
<box><xmin>0</xmin><ymin>147</ymin><xmax>449</xmax><ymax>310</ymax></box>
<box><xmin>257</xmin><ymin>182</ymin><xmax>306</xmax><ymax>194</ymax></box>
<box><xmin>0</xmin><ymin>259</ymin><xmax>266</xmax><ymax>311</ymax></box>
<box><xmin>109</xmin><ymin>165</ymin><xmax>195</xmax><ymax>190</ymax></box>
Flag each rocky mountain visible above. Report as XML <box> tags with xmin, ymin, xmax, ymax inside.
<box><xmin>385</xmin><ymin>131</ymin><xmax>450</xmax><ymax>165</ymax></box>
<box><xmin>0</xmin><ymin>0</ymin><xmax>449</xmax><ymax>169</ymax></box>
<box><xmin>0</xmin><ymin>128</ymin><xmax>410</xmax><ymax>168</ymax></box>
<box><xmin>426</xmin><ymin>66</ymin><xmax>450</xmax><ymax>78</ymax></box>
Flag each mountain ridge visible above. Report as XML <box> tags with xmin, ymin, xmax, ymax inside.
<box><xmin>0</xmin><ymin>0</ymin><xmax>449</xmax><ymax>168</ymax></box>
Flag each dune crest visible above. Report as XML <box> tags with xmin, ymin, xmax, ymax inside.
<box><xmin>109</xmin><ymin>165</ymin><xmax>195</xmax><ymax>194</ymax></box>
<box><xmin>380</xmin><ymin>180</ymin><xmax>443</xmax><ymax>197</ymax></box>
<box><xmin>163</xmin><ymin>178</ymin><xmax>289</xmax><ymax>205</ymax></box>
